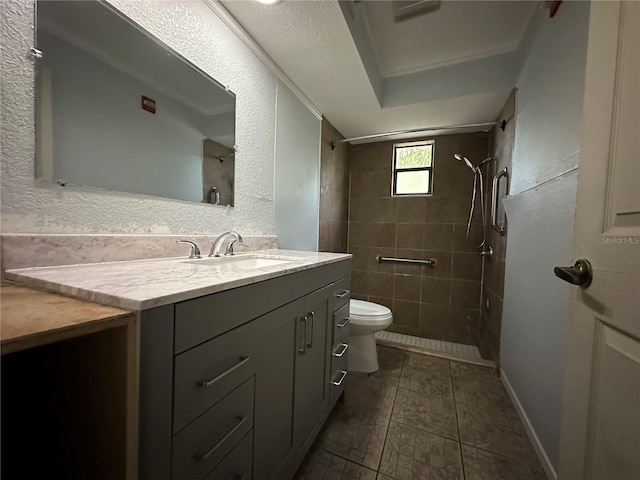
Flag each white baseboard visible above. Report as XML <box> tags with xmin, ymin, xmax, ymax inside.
<box><xmin>501</xmin><ymin>371</ymin><xmax>557</xmax><ymax>480</ymax></box>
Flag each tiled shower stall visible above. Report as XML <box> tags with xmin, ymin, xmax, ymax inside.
<box><xmin>318</xmin><ymin>107</ymin><xmax>513</xmax><ymax>363</ymax></box>
<box><xmin>347</xmin><ymin>132</ymin><xmax>489</xmax><ymax>345</ymax></box>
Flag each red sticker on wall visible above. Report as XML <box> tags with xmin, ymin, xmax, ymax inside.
<box><xmin>141</xmin><ymin>96</ymin><xmax>156</xmax><ymax>114</ymax></box>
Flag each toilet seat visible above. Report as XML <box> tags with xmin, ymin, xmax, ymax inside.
<box><xmin>349</xmin><ymin>299</ymin><xmax>393</xmax><ymax>326</ymax></box>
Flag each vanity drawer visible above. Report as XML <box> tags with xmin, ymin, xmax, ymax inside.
<box><xmin>332</xmin><ymin>278</ymin><xmax>350</xmax><ymax>312</ymax></box>
<box><xmin>333</xmin><ymin>302</ymin><xmax>350</xmax><ymax>346</ymax></box>
<box><xmin>173</xmin><ymin>320</ymin><xmax>256</xmax><ymax>433</ymax></box>
<box><xmin>172</xmin><ymin>377</ymin><xmax>254</xmax><ymax>480</ymax></box>
<box><xmin>203</xmin><ymin>431</ymin><xmax>253</xmax><ymax>480</ymax></box>
<box><xmin>174</xmin><ymin>261</ymin><xmax>351</xmax><ymax>353</ymax></box>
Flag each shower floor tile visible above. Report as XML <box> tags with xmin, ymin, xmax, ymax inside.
<box><xmin>375</xmin><ymin>331</ymin><xmax>494</xmax><ymax>368</ymax></box>
<box><xmin>294</xmin><ymin>346</ymin><xmax>545</xmax><ymax>480</ymax></box>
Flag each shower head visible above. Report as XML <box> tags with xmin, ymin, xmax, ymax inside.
<box><xmin>453</xmin><ymin>153</ymin><xmax>475</xmax><ymax>171</ymax></box>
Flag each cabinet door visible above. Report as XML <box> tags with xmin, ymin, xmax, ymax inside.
<box><xmin>253</xmin><ymin>299</ymin><xmax>301</xmax><ymax>480</ymax></box>
<box><xmin>293</xmin><ymin>285</ymin><xmax>331</xmax><ymax>446</ymax></box>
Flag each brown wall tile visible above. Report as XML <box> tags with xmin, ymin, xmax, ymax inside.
<box><xmin>397</xmin><ymin>197</ymin><xmax>426</xmax><ymax>223</ymax></box>
<box><xmin>450</xmin><ymin>307</ymin><xmax>480</xmax><ymax>345</ymax></box>
<box><xmin>423</xmin><ymin>250</ymin><xmax>452</xmax><ymax>278</ymax></box>
<box><xmin>452</xmin><ymin>252</ymin><xmax>483</xmax><ymax>281</ymax></box>
<box><xmin>394</xmin><ymin>274</ymin><xmax>421</xmax><ymax>302</ymax></box>
<box><xmin>370</xmin><ymin>223</ymin><xmax>396</xmax><ymax>248</ymax></box>
<box><xmin>369</xmin><ymin>247</ymin><xmax>396</xmax><ymax>273</ymax></box>
<box><xmin>394</xmin><ymin>248</ymin><xmax>425</xmax><ymax>275</ymax></box>
<box><xmin>393</xmin><ymin>300</ymin><xmax>420</xmax><ymax>328</ymax></box>
<box><xmin>419</xmin><ymin>303</ymin><xmax>451</xmax><ymax>339</ymax></box>
<box><xmin>421</xmin><ymin>277</ymin><xmax>451</xmax><ymax>306</ymax></box>
<box><xmin>348</xmin><ymin>131</ymin><xmax>490</xmax><ymax>347</ymax></box>
<box><xmin>370</xmin><ymin>198</ymin><xmax>397</xmax><ymax>223</ymax></box>
<box><xmin>350</xmin><ymin>172</ymin><xmax>391</xmax><ymax>199</ymax></box>
<box><xmin>350</xmin><ymin>222</ymin><xmax>371</xmax><ymax>247</ymax></box>
<box><xmin>453</xmin><ymin>224</ymin><xmax>485</xmax><ymax>252</ymax></box>
<box><xmin>369</xmin><ymin>272</ymin><xmax>395</xmax><ymax>298</ymax></box>
<box><xmin>451</xmin><ymin>279</ymin><xmax>482</xmax><ymax>309</ymax></box>
<box><xmin>319</xmin><ymin>119</ymin><xmax>349</xmax><ymax>253</ymax></box>
<box><xmin>397</xmin><ymin>223</ymin><xmax>424</xmax><ymax>249</ymax></box>
<box><xmin>350</xmin><ymin>245</ymin><xmax>369</xmax><ymax>271</ymax></box>
<box><xmin>423</xmin><ymin>224</ymin><xmax>454</xmax><ymax>251</ymax></box>
<box><xmin>475</xmin><ymin>90</ymin><xmax>516</xmax><ymax>363</ymax></box>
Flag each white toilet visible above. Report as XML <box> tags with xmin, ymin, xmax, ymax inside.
<box><xmin>348</xmin><ymin>299</ymin><xmax>393</xmax><ymax>373</ymax></box>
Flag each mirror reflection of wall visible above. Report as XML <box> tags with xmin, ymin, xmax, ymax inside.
<box><xmin>203</xmin><ymin>140</ymin><xmax>235</xmax><ymax>207</ymax></box>
<box><xmin>35</xmin><ymin>1</ymin><xmax>236</xmax><ymax>206</ymax></box>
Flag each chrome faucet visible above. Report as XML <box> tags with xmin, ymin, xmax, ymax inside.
<box><xmin>209</xmin><ymin>231</ymin><xmax>243</xmax><ymax>257</ymax></box>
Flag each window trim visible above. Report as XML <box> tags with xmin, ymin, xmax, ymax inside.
<box><xmin>391</xmin><ymin>140</ymin><xmax>435</xmax><ymax>197</ymax></box>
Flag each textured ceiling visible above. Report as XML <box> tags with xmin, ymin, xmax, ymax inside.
<box><xmin>220</xmin><ymin>0</ymin><xmax>538</xmax><ymax>141</ymax></box>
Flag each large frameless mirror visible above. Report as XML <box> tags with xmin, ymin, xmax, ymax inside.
<box><xmin>35</xmin><ymin>0</ymin><xmax>236</xmax><ymax>206</ymax></box>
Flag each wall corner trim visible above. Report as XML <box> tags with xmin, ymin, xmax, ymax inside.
<box><xmin>204</xmin><ymin>0</ymin><xmax>323</xmax><ymax>121</ymax></box>
<box><xmin>501</xmin><ymin>371</ymin><xmax>557</xmax><ymax>480</ymax></box>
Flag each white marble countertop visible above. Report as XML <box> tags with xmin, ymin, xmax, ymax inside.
<box><xmin>4</xmin><ymin>250</ymin><xmax>352</xmax><ymax>311</ymax></box>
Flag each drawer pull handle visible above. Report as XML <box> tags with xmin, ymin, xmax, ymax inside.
<box><xmin>306</xmin><ymin>311</ymin><xmax>315</xmax><ymax>348</ymax></box>
<box><xmin>333</xmin><ymin>343</ymin><xmax>349</xmax><ymax>357</ymax></box>
<box><xmin>337</xmin><ymin>317</ymin><xmax>350</xmax><ymax>328</ymax></box>
<box><xmin>194</xmin><ymin>415</ymin><xmax>248</xmax><ymax>461</ymax></box>
<box><xmin>335</xmin><ymin>289</ymin><xmax>350</xmax><ymax>298</ymax></box>
<box><xmin>196</xmin><ymin>356</ymin><xmax>250</xmax><ymax>388</ymax></box>
<box><xmin>332</xmin><ymin>370</ymin><xmax>348</xmax><ymax>386</ymax></box>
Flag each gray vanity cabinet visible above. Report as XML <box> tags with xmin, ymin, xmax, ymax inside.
<box><xmin>138</xmin><ymin>259</ymin><xmax>351</xmax><ymax>480</ymax></box>
<box><xmin>253</xmin><ymin>299</ymin><xmax>300</xmax><ymax>480</ymax></box>
<box><xmin>293</xmin><ymin>285</ymin><xmax>331</xmax><ymax>449</ymax></box>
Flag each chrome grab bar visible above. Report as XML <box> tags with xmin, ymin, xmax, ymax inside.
<box><xmin>196</xmin><ymin>356</ymin><xmax>250</xmax><ymax>388</ymax></box>
<box><xmin>194</xmin><ymin>415</ymin><xmax>248</xmax><ymax>461</ymax></box>
<box><xmin>491</xmin><ymin>167</ymin><xmax>509</xmax><ymax>235</ymax></box>
<box><xmin>332</xmin><ymin>343</ymin><xmax>349</xmax><ymax>357</ymax></box>
<box><xmin>376</xmin><ymin>255</ymin><xmax>437</xmax><ymax>266</ymax></box>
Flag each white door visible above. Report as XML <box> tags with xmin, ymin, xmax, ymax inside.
<box><xmin>557</xmin><ymin>2</ymin><xmax>640</xmax><ymax>479</ymax></box>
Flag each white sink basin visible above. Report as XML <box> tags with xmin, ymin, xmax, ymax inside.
<box><xmin>184</xmin><ymin>255</ymin><xmax>296</xmax><ymax>271</ymax></box>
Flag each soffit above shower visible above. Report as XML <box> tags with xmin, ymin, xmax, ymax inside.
<box><xmin>219</xmin><ymin>0</ymin><xmax>538</xmax><ymax>142</ymax></box>
<box><xmin>360</xmin><ymin>1</ymin><xmax>536</xmax><ymax>78</ymax></box>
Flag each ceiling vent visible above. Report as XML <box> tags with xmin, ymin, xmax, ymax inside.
<box><xmin>393</xmin><ymin>0</ymin><xmax>442</xmax><ymax>22</ymax></box>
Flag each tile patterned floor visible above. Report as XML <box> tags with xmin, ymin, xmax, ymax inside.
<box><xmin>294</xmin><ymin>346</ymin><xmax>546</xmax><ymax>480</ymax></box>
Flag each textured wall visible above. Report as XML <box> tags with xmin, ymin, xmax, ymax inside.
<box><xmin>348</xmin><ymin>132</ymin><xmax>489</xmax><ymax>345</ymax></box>
<box><xmin>500</xmin><ymin>0</ymin><xmax>589</xmax><ymax>472</ymax></box>
<box><xmin>1</xmin><ymin>0</ymin><xmax>277</xmax><ymax>235</ymax></box>
<box><xmin>478</xmin><ymin>89</ymin><xmax>516</xmax><ymax>363</ymax></box>
<box><xmin>318</xmin><ymin>119</ymin><xmax>349</xmax><ymax>253</ymax></box>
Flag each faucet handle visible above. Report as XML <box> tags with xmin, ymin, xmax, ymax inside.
<box><xmin>176</xmin><ymin>240</ymin><xmax>202</xmax><ymax>259</ymax></box>
<box><xmin>225</xmin><ymin>240</ymin><xmax>238</xmax><ymax>256</ymax></box>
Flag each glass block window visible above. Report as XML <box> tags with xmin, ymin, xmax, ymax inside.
<box><xmin>392</xmin><ymin>140</ymin><xmax>434</xmax><ymax>196</ymax></box>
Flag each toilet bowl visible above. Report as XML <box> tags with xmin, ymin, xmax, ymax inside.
<box><xmin>348</xmin><ymin>299</ymin><xmax>393</xmax><ymax>373</ymax></box>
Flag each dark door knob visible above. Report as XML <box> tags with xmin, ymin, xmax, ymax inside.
<box><xmin>554</xmin><ymin>259</ymin><xmax>593</xmax><ymax>288</ymax></box>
